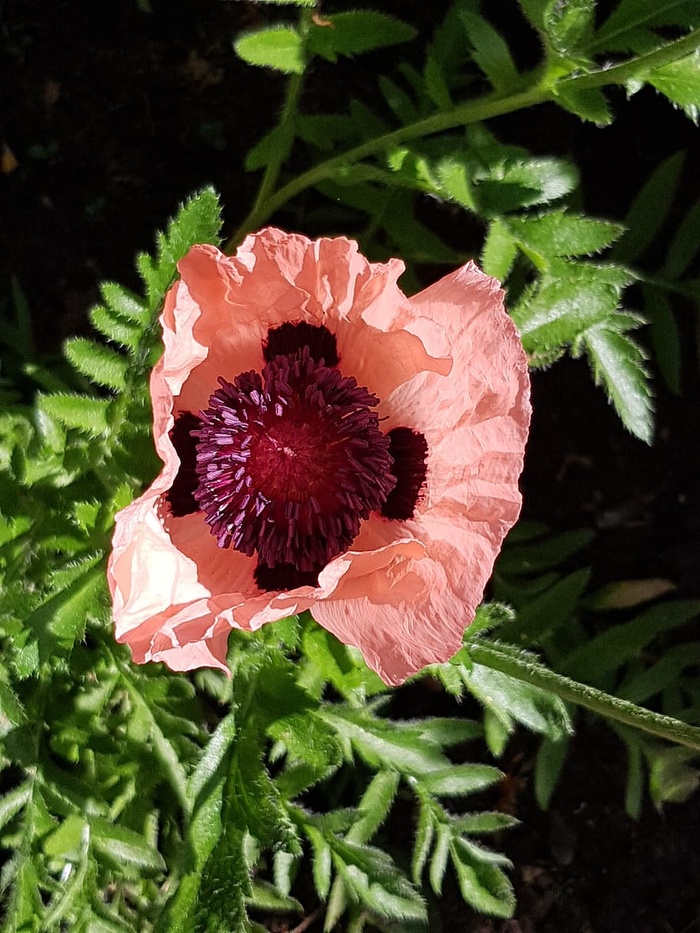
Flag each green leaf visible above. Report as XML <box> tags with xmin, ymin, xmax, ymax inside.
<box><xmin>246</xmin><ymin>0</ymin><xmax>314</xmax><ymax>4</ymax></box>
<box><xmin>481</xmin><ymin>219</ymin><xmax>518</xmax><ymax>281</ymax></box>
<box><xmin>0</xmin><ymin>783</ymin><xmax>30</xmax><ymax>831</ymax></box>
<box><xmin>500</xmin><ymin>568</ymin><xmax>592</xmax><ymax>643</ymax></box>
<box><xmin>619</xmin><ymin>642</ymin><xmax>700</xmax><ymax>705</ymax></box>
<box><xmin>554</xmin><ymin>84</ymin><xmax>613</xmax><ymax>124</ymax></box>
<box><xmin>450</xmin><ymin>837</ymin><xmax>515</xmax><ymax>918</ymax></box>
<box><xmin>138</xmin><ymin>187</ymin><xmax>222</xmax><ymax>307</ymax></box>
<box><xmin>193</xmin><ymin>824</ymin><xmax>249</xmax><ymax>933</ymax></box>
<box><xmin>324</xmin><ymin>771</ymin><xmax>400</xmax><ymax>928</ymax></box>
<box><xmin>378</xmin><ymin>75</ymin><xmax>418</xmax><ymax>123</ymax></box>
<box><xmin>612</xmin><ymin>150</ymin><xmax>685</xmax><ymax>264</ymax></box>
<box><xmin>433</xmin><ymin>155</ymin><xmax>477</xmax><ymax>210</ymax></box>
<box><xmin>90</xmin><ymin>816</ymin><xmax>166</xmax><ymax>876</ymax></box>
<box><xmin>545</xmin><ymin>0</ymin><xmax>595</xmax><ymax>54</ymax></box>
<box><xmin>593</xmin><ymin>0</ymin><xmax>700</xmax><ymax>53</ymax></box>
<box><xmin>504</xmin><ymin>211</ymin><xmax>624</xmax><ymax>261</ymax></box>
<box><xmin>245</xmin><ymin>125</ymin><xmax>289</xmax><ymax>171</ymax></box>
<box><xmin>534</xmin><ymin>736</ymin><xmax>570</xmax><ymax>809</ymax></box>
<box><xmin>562</xmin><ymin>600</ymin><xmax>700</xmax><ymax>682</ymax></box>
<box><xmin>43</xmin><ymin>813</ymin><xmax>88</xmax><ymax>860</ymax></box>
<box><xmin>663</xmin><ymin>195</ymin><xmax>700</xmax><ymax>279</ymax></box>
<box><xmin>246</xmin><ymin>881</ymin><xmax>303</xmax><ymax>914</ymax></box>
<box><xmin>331</xmin><ymin>838</ymin><xmax>427</xmax><ymax>925</ymax></box>
<box><xmin>229</xmin><ymin>725</ymin><xmax>300</xmax><ymax>853</ymax></box>
<box><xmin>512</xmin><ymin>261</ymin><xmax>634</xmax><ymax>352</ymax></box>
<box><xmin>429</xmin><ymin>825</ymin><xmax>450</xmax><ymax>894</ymax></box>
<box><xmin>466</xmin><ymin>602</ymin><xmax>517</xmax><ymax>638</ymax></box>
<box><xmin>300</xmin><ymin>624</ymin><xmax>386</xmax><ymax>697</ymax></box>
<box><xmin>235</xmin><ymin>27</ymin><xmax>305</xmax><ymax>74</ymax></box>
<box><xmin>295</xmin><ymin>114</ymin><xmax>356</xmax><ymax>151</ymax></box>
<box><xmin>350</xmin><ymin>771</ymin><xmax>400</xmax><ymax>843</ymax></box>
<box><xmin>498</xmin><ymin>527</ymin><xmax>595</xmax><ymax>576</ymax></box>
<box><xmin>463</xmin><ymin>663</ymin><xmax>572</xmax><ymax>741</ymax></box>
<box><xmin>424</xmin><ymin>51</ymin><xmax>452</xmax><ymax>109</ymax></box>
<box><xmin>412</xmin><ymin>802</ymin><xmax>435</xmax><ymax>884</ymax></box>
<box><xmin>64</xmin><ymin>338</ymin><xmax>128</xmax><ymax>391</ymax></box>
<box><xmin>518</xmin><ymin>0</ymin><xmax>552</xmax><ymax>32</ymax></box>
<box><xmin>475</xmin><ymin>157</ymin><xmax>579</xmax><ymax>214</ymax></box>
<box><xmin>644</xmin><ymin>287</ymin><xmax>681</xmax><ymax>395</ymax></box>
<box><xmin>25</xmin><ymin>559</ymin><xmax>104</xmax><ymax>663</ymax></box>
<box><xmin>308</xmin><ymin>12</ymin><xmax>417</xmax><ymax>62</ymax></box>
<box><xmin>420</xmin><ymin>764</ymin><xmax>503</xmax><ymax>798</ymax></box>
<box><xmin>320</xmin><ymin>708</ymin><xmax>450</xmax><ymax>776</ymax></box>
<box><xmin>419</xmin><ymin>718</ymin><xmax>483</xmax><ymax>746</ymax></box>
<box><xmin>99</xmin><ymin>282</ymin><xmax>149</xmax><ymax>324</ymax></box>
<box><xmin>484</xmin><ymin>708</ymin><xmax>510</xmax><ymax>757</ymax></box>
<box><xmin>649</xmin><ymin>746</ymin><xmax>700</xmax><ymax>807</ymax></box>
<box><xmin>581</xmin><ymin>322</ymin><xmax>654</xmax><ymax>444</ymax></box>
<box><xmin>5</xmin><ymin>856</ymin><xmax>42</xmax><ymax>929</ymax></box>
<box><xmin>38</xmin><ymin>393</ymin><xmax>110</xmax><ymax>437</ymax></box>
<box><xmin>459</xmin><ymin>11</ymin><xmax>520</xmax><ymax>91</ymax></box>
<box><xmin>453</xmin><ymin>811</ymin><xmax>520</xmax><ymax>834</ymax></box>
<box><xmin>649</xmin><ymin>50</ymin><xmax>700</xmax><ymax>121</ymax></box>
<box><xmin>89</xmin><ymin>305</ymin><xmax>141</xmax><ymax>352</ymax></box>
<box><xmin>0</xmin><ymin>680</ymin><xmax>26</xmax><ymax>735</ymax></box>
<box><xmin>188</xmin><ymin>711</ymin><xmax>237</xmax><ymax>809</ymax></box>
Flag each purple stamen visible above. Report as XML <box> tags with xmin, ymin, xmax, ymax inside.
<box><xmin>194</xmin><ymin>347</ymin><xmax>396</xmax><ymax>583</ymax></box>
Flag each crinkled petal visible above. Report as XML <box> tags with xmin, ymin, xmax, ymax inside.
<box><xmin>312</xmin><ymin>263</ymin><xmax>529</xmax><ymax>683</ymax></box>
<box><xmin>110</xmin><ymin>235</ymin><xmax>530</xmax><ymax>683</ymax></box>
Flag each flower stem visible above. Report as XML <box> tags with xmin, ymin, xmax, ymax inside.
<box><xmin>225</xmin><ymin>29</ymin><xmax>700</xmax><ymax>251</ymax></box>
<box><xmin>469</xmin><ymin>642</ymin><xmax>700</xmax><ymax>752</ymax></box>
<box><xmin>246</xmin><ymin>70</ymin><xmax>304</xmax><ymax>233</ymax></box>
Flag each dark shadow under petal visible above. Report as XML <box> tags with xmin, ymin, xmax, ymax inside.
<box><xmin>166</xmin><ymin>411</ymin><xmax>201</xmax><ymax>517</ymax></box>
<box><xmin>254</xmin><ymin>561</ymin><xmax>320</xmax><ymax>592</ymax></box>
<box><xmin>263</xmin><ymin>321</ymin><xmax>340</xmax><ymax>367</ymax></box>
<box><xmin>382</xmin><ymin>427</ymin><xmax>429</xmax><ymax>520</ymax></box>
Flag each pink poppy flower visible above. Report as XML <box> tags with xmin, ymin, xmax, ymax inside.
<box><xmin>108</xmin><ymin>228</ymin><xmax>530</xmax><ymax>685</ymax></box>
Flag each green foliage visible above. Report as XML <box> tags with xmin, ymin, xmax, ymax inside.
<box><xmin>227</xmin><ymin>0</ymin><xmax>700</xmax><ymax>440</ymax></box>
<box><xmin>235</xmin><ymin>26</ymin><xmax>305</xmax><ymax>74</ymax></box>
<box><xmin>307</xmin><ymin>12</ymin><xmax>418</xmax><ymax>63</ymax></box>
<box><xmin>4</xmin><ymin>2</ymin><xmax>700</xmax><ymax>929</ymax></box>
<box><xmin>611</xmin><ymin>151</ymin><xmax>700</xmax><ymax>396</ymax></box>
<box><xmin>494</xmin><ymin>524</ymin><xmax>700</xmax><ymax>815</ymax></box>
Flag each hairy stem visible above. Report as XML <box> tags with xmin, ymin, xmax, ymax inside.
<box><xmin>247</xmin><ymin>70</ymin><xmax>304</xmax><ymax>229</ymax></box>
<box><xmin>561</xmin><ymin>29</ymin><xmax>700</xmax><ymax>91</ymax></box>
<box><xmin>470</xmin><ymin>642</ymin><xmax>700</xmax><ymax>752</ymax></box>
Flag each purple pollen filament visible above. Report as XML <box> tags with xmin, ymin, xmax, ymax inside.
<box><xmin>194</xmin><ymin>347</ymin><xmax>396</xmax><ymax>582</ymax></box>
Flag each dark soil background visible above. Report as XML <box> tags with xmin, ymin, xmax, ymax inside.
<box><xmin>2</xmin><ymin>1</ymin><xmax>700</xmax><ymax>930</ymax></box>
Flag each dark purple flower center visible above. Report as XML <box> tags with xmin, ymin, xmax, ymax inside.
<box><xmin>166</xmin><ymin>323</ymin><xmax>429</xmax><ymax>591</ymax></box>
<box><xmin>194</xmin><ymin>344</ymin><xmax>396</xmax><ymax>574</ymax></box>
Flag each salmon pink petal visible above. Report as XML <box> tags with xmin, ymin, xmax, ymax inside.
<box><xmin>110</xmin><ymin>230</ymin><xmax>531</xmax><ymax>683</ymax></box>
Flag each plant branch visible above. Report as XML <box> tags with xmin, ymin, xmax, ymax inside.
<box><xmin>247</xmin><ymin>70</ymin><xmax>304</xmax><ymax>230</ymax></box>
<box><xmin>470</xmin><ymin>642</ymin><xmax>700</xmax><ymax>752</ymax></box>
<box><xmin>560</xmin><ymin>29</ymin><xmax>700</xmax><ymax>91</ymax></box>
<box><xmin>225</xmin><ymin>81</ymin><xmax>548</xmax><ymax>250</ymax></box>
<box><xmin>225</xmin><ymin>29</ymin><xmax>700</xmax><ymax>250</ymax></box>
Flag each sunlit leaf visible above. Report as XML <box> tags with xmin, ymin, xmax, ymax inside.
<box><xmin>235</xmin><ymin>27</ymin><xmax>305</xmax><ymax>75</ymax></box>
